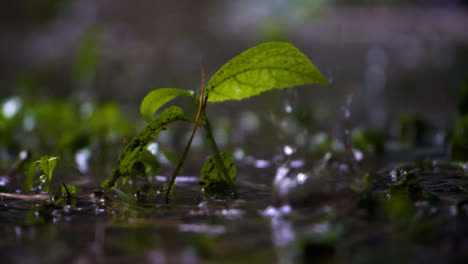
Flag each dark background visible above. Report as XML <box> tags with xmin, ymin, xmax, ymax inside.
<box><xmin>1</xmin><ymin>0</ymin><xmax>467</xmax><ymax>141</ymax></box>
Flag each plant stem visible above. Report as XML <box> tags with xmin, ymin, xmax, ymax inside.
<box><xmin>165</xmin><ymin>65</ymin><xmax>206</xmax><ymax>203</ymax></box>
<box><xmin>202</xmin><ymin>113</ymin><xmax>234</xmax><ymax>186</ymax></box>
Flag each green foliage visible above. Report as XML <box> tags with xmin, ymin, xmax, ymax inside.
<box><xmin>89</xmin><ymin>102</ymin><xmax>134</xmax><ymax>143</ymax></box>
<box><xmin>352</xmin><ymin>129</ymin><xmax>386</xmax><ymax>155</ymax></box>
<box><xmin>54</xmin><ymin>184</ymin><xmax>81</xmax><ymax>206</ymax></box>
<box><xmin>140</xmin><ymin>88</ymin><xmax>194</xmax><ymax>122</ymax></box>
<box><xmin>293</xmin><ymin>104</ymin><xmax>316</xmax><ymax>129</ymax></box>
<box><xmin>389</xmin><ymin>168</ymin><xmax>422</xmax><ymax>200</ymax></box>
<box><xmin>200</xmin><ymin>152</ymin><xmax>236</xmax><ymax>195</ymax></box>
<box><xmin>74</xmin><ymin>28</ymin><xmax>101</xmax><ymax>83</ymax></box>
<box><xmin>257</xmin><ymin>20</ymin><xmax>287</xmax><ymax>42</ymax></box>
<box><xmin>105</xmin><ymin>106</ymin><xmax>186</xmax><ymax>189</ymax></box>
<box><xmin>29</xmin><ymin>101</ymin><xmax>86</xmax><ymax>152</ymax></box>
<box><xmin>386</xmin><ymin>192</ymin><xmax>412</xmax><ymax>223</ymax></box>
<box><xmin>25</xmin><ymin>156</ymin><xmax>59</xmax><ymax>193</ymax></box>
<box><xmin>398</xmin><ymin>113</ymin><xmax>429</xmax><ymax>147</ymax></box>
<box><xmin>205</xmin><ymin>42</ymin><xmax>329</xmax><ymax>102</ymax></box>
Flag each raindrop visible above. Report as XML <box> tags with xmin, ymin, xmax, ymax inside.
<box><xmin>23</xmin><ymin>115</ymin><xmax>35</xmax><ymax>131</ymax></box>
<box><xmin>353</xmin><ymin>150</ymin><xmax>363</xmax><ymax>162</ymax></box>
<box><xmin>283</xmin><ymin>145</ymin><xmax>294</xmax><ymax>155</ymax></box>
<box><xmin>2</xmin><ymin>97</ymin><xmax>21</xmax><ymax>118</ymax></box>
<box><xmin>75</xmin><ymin>148</ymin><xmax>91</xmax><ymax>173</ymax></box>
<box><xmin>271</xmin><ymin>216</ymin><xmax>295</xmax><ymax>247</ymax></box>
<box><xmin>233</xmin><ymin>148</ymin><xmax>245</xmax><ymax>160</ymax></box>
<box><xmin>296</xmin><ymin>173</ymin><xmax>307</xmax><ymax>184</ymax></box>
<box><xmin>147</xmin><ymin>142</ymin><xmax>159</xmax><ymax>156</ymax></box>
<box><xmin>254</xmin><ymin>159</ymin><xmax>270</xmax><ymax>168</ymax></box>
<box><xmin>19</xmin><ymin>150</ymin><xmax>29</xmax><ymax>160</ymax></box>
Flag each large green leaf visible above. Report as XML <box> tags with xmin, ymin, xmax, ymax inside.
<box><xmin>206</xmin><ymin>42</ymin><xmax>329</xmax><ymax>102</ymax></box>
<box><xmin>140</xmin><ymin>88</ymin><xmax>193</xmax><ymax>122</ymax></box>
<box><xmin>105</xmin><ymin>106</ymin><xmax>186</xmax><ymax>189</ymax></box>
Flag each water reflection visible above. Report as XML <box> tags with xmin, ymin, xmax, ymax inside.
<box><xmin>179</xmin><ymin>224</ymin><xmax>225</xmax><ymax>235</ymax></box>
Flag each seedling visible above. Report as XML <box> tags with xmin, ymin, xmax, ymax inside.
<box><xmin>25</xmin><ymin>155</ymin><xmax>59</xmax><ymax>193</ymax></box>
<box><xmin>104</xmin><ymin>42</ymin><xmax>329</xmax><ymax>201</ymax></box>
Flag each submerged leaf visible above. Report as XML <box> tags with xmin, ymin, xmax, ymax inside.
<box><xmin>140</xmin><ymin>88</ymin><xmax>193</xmax><ymax>122</ymax></box>
<box><xmin>206</xmin><ymin>42</ymin><xmax>329</xmax><ymax>102</ymax></box>
<box><xmin>105</xmin><ymin>106</ymin><xmax>186</xmax><ymax>189</ymax></box>
<box><xmin>201</xmin><ymin>152</ymin><xmax>236</xmax><ymax>192</ymax></box>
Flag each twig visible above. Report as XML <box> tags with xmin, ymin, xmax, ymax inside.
<box><xmin>0</xmin><ymin>192</ymin><xmax>49</xmax><ymax>201</ymax></box>
<box><xmin>118</xmin><ymin>138</ymin><xmax>128</xmax><ymax>160</ymax></box>
<box><xmin>62</xmin><ymin>183</ymin><xmax>72</xmax><ymax>204</ymax></box>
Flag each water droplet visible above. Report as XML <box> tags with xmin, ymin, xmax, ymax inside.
<box><xmin>271</xmin><ymin>215</ymin><xmax>295</xmax><ymax>247</ymax></box>
<box><xmin>254</xmin><ymin>159</ymin><xmax>270</xmax><ymax>168</ymax></box>
<box><xmin>353</xmin><ymin>150</ymin><xmax>364</xmax><ymax>162</ymax></box>
<box><xmin>233</xmin><ymin>148</ymin><xmax>245</xmax><ymax>160</ymax></box>
<box><xmin>2</xmin><ymin>97</ymin><xmax>21</xmax><ymax>118</ymax></box>
<box><xmin>283</xmin><ymin>145</ymin><xmax>294</xmax><ymax>155</ymax></box>
<box><xmin>19</xmin><ymin>150</ymin><xmax>29</xmax><ymax>160</ymax></box>
<box><xmin>75</xmin><ymin>148</ymin><xmax>91</xmax><ymax>173</ymax></box>
<box><xmin>284</xmin><ymin>104</ymin><xmax>292</xmax><ymax>113</ymax></box>
<box><xmin>296</xmin><ymin>173</ymin><xmax>307</xmax><ymax>184</ymax></box>
<box><xmin>147</xmin><ymin>142</ymin><xmax>159</xmax><ymax>156</ymax></box>
<box><xmin>23</xmin><ymin>115</ymin><xmax>35</xmax><ymax>131</ymax></box>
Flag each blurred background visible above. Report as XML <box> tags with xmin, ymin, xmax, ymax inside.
<box><xmin>1</xmin><ymin>0</ymin><xmax>468</xmax><ymax>176</ymax></box>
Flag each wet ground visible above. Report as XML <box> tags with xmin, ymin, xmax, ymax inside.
<box><xmin>2</xmin><ymin>147</ymin><xmax>468</xmax><ymax>264</ymax></box>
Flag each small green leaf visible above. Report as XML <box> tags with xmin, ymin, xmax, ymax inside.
<box><xmin>140</xmin><ymin>88</ymin><xmax>193</xmax><ymax>122</ymax></box>
<box><xmin>106</xmin><ymin>106</ymin><xmax>186</xmax><ymax>189</ymax></box>
<box><xmin>201</xmin><ymin>152</ymin><xmax>236</xmax><ymax>188</ymax></box>
<box><xmin>38</xmin><ymin>156</ymin><xmax>59</xmax><ymax>182</ymax></box>
<box><xmin>61</xmin><ymin>184</ymin><xmax>80</xmax><ymax>196</ymax></box>
<box><xmin>25</xmin><ymin>161</ymin><xmax>37</xmax><ymax>192</ymax></box>
<box><xmin>206</xmin><ymin>42</ymin><xmax>329</xmax><ymax>102</ymax></box>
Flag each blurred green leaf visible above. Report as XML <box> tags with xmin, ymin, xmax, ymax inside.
<box><xmin>25</xmin><ymin>161</ymin><xmax>37</xmax><ymax>192</ymax></box>
<box><xmin>206</xmin><ymin>42</ymin><xmax>329</xmax><ymax>102</ymax></box>
<box><xmin>75</xmin><ymin>29</ymin><xmax>101</xmax><ymax>83</ymax></box>
<box><xmin>60</xmin><ymin>184</ymin><xmax>79</xmax><ymax>196</ymax></box>
<box><xmin>352</xmin><ymin>129</ymin><xmax>386</xmax><ymax>155</ymax></box>
<box><xmin>89</xmin><ymin>102</ymin><xmax>134</xmax><ymax>143</ymax></box>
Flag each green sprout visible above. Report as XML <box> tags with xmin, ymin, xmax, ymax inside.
<box><xmin>105</xmin><ymin>42</ymin><xmax>329</xmax><ymax>202</ymax></box>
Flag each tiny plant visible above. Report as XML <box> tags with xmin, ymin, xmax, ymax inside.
<box><xmin>104</xmin><ymin>42</ymin><xmax>329</xmax><ymax>202</ymax></box>
<box><xmin>25</xmin><ymin>155</ymin><xmax>59</xmax><ymax>193</ymax></box>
